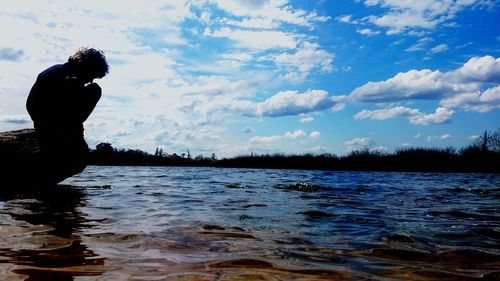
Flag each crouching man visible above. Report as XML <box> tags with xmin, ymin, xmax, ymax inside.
<box><xmin>27</xmin><ymin>47</ymin><xmax>109</xmax><ymax>184</ymax></box>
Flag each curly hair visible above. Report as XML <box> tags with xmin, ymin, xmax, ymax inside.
<box><xmin>68</xmin><ymin>47</ymin><xmax>109</xmax><ymax>78</ymax></box>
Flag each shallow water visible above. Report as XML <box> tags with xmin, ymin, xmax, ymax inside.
<box><xmin>0</xmin><ymin>166</ymin><xmax>499</xmax><ymax>280</ymax></box>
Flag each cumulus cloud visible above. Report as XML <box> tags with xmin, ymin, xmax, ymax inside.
<box><xmin>439</xmin><ymin>134</ymin><xmax>452</xmax><ymax>140</ymax></box>
<box><xmin>253</xmin><ymin>89</ymin><xmax>340</xmax><ymax>117</ymax></box>
<box><xmin>431</xmin><ymin>44</ymin><xmax>449</xmax><ymax>53</ymax></box>
<box><xmin>336</xmin><ymin>14</ymin><xmax>356</xmax><ymax>24</ymax></box>
<box><xmin>219</xmin><ymin>52</ymin><xmax>253</xmax><ymax>69</ymax></box>
<box><xmin>408</xmin><ymin>107</ymin><xmax>454</xmax><ymax>125</ymax></box>
<box><xmin>250</xmin><ymin>135</ymin><xmax>282</xmax><ymax>144</ymax></box>
<box><xmin>300</xmin><ymin>116</ymin><xmax>314</xmax><ymax>123</ymax></box>
<box><xmin>350</xmin><ymin>69</ymin><xmax>455</xmax><ymax>102</ymax></box>
<box><xmin>222</xmin><ymin>17</ymin><xmax>279</xmax><ymax>30</ymax></box>
<box><xmin>345</xmin><ymin>137</ymin><xmax>375</xmax><ymax>151</ymax></box>
<box><xmin>453</xmin><ymin>55</ymin><xmax>500</xmax><ymax>83</ymax></box>
<box><xmin>440</xmin><ymin>85</ymin><xmax>500</xmax><ymax>113</ymax></box>
<box><xmin>309</xmin><ymin>131</ymin><xmax>320</xmax><ymax>139</ymax></box>
<box><xmin>357</xmin><ymin>0</ymin><xmax>492</xmax><ymax>34</ymax></box>
<box><xmin>273</xmin><ymin>42</ymin><xmax>334</xmax><ymax>82</ymax></box>
<box><xmin>354</xmin><ymin>106</ymin><xmax>420</xmax><ymax>120</ymax></box>
<box><xmin>284</xmin><ymin>129</ymin><xmax>306</xmax><ymax>139</ymax></box>
<box><xmin>354</xmin><ymin>106</ymin><xmax>454</xmax><ymax>125</ymax></box>
<box><xmin>250</xmin><ymin>128</ymin><xmax>319</xmax><ymax>145</ymax></box>
<box><xmin>349</xmin><ymin>56</ymin><xmax>500</xmax><ymax>114</ymax></box>
<box><xmin>209</xmin><ymin>0</ymin><xmax>330</xmax><ymax>28</ymax></box>
<box><xmin>195</xmin><ymin>88</ymin><xmax>341</xmax><ymax>118</ymax></box>
<box><xmin>357</xmin><ymin>28</ymin><xmax>380</xmax><ymax>36</ymax></box>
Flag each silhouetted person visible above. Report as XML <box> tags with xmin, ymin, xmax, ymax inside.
<box><xmin>27</xmin><ymin>48</ymin><xmax>109</xmax><ymax>184</ymax></box>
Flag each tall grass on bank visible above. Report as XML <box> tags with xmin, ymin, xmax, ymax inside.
<box><xmin>89</xmin><ymin>131</ymin><xmax>499</xmax><ymax>173</ymax></box>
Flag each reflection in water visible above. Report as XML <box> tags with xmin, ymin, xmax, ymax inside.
<box><xmin>0</xmin><ymin>185</ymin><xmax>104</xmax><ymax>280</ymax></box>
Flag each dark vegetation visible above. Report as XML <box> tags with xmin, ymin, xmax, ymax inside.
<box><xmin>89</xmin><ymin>130</ymin><xmax>500</xmax><ymax>173</ymax></box>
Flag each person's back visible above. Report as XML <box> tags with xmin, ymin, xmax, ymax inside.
<box><xmin>27</xmin><ymin>47</ymin><xmax>109</xmax><ymax>184</ymax></box>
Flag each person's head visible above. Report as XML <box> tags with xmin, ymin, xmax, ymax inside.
<box><xmin>67</xmin><ymin>47</ymin><xmax>109</xmax><ymax>83</ymax></box>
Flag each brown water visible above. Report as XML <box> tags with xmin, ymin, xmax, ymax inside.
<box><xmin>0</xmin><ymin>166</ymin><xmax>499</xmax><ymax>280</ymax></box>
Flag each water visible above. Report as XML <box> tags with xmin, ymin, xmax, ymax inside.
<box><xmin>0</xmin><ymin>166</ymin><xmax>499</xmax><ymax>280</ymax></box>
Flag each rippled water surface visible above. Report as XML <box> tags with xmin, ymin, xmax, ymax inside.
<box><xmin>0</xmin><ymin>166</ymin><xmax>499</xmax><ymax>280</ymax></box>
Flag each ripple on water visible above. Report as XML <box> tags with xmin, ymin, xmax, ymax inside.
<box><xmin>274</xmin><ymin>182</ymin><xmax>330</xmax><ymax>192</ymax></box>
<box><xmin>1</xmin><ymin>167</ymin><xmax>499</xmax><ymax>280</ymax></box>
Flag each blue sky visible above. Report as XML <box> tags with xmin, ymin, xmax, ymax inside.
<box><xmin>0</xmin><ymin>0</ymin><xmax>499</xmax><ymax>157</ymax></box>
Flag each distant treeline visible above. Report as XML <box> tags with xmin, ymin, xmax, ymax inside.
<box><xmin>88</xmin><ymin>130</ymin><xmax>500</xmax><ymax>173</ymax></box>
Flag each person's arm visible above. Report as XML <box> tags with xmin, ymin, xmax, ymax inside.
<box><xmin>62</xmin><ymin>76</ymin><xmax>101</xmax><ymax>123</ymax></box>
<box><xmin>77</xmin><ymin>82</ymin><xmax>101</xmax><ymax>123</ymax></box>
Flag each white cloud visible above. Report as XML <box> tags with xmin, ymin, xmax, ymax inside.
<box><xmin>253</xmin><ymin>89</ymin><xmax>339</xmax><ymax>117</ymax></box>
<box><xmin>279</xmin><ymin>72</ymin><xmax>308</xmax><ymax>84</ymax></box>
<box><xmin>468</xmin><ymin>135</ymin><xmax>480</xmax><ymax>141</ymax></box>
<box><xmin>357</xmin><ymin>28</ymin><xmax>380</xmax><ymax>36</ymax></box>
<box><xmin>204</xmin><ymin>27</ymin><xmax>297</xmax><ymax>50</ymax></box>
<box><xmin>350</xmin><ymin>69</ymin><xmax>454</xmax><ymax>102</ymax></box>
<box><xmin>439</xmin><ymin>134</ymin><xmax>452</xmax><ymax>140</ymax></box>
<box><xmin>370</xmin><ymin>146</ymin><xmax>388</xmax><ymax>152</ymax></box>
<box><xmin>355</xmin><ymin>106</ymin><xmax>454</xmax><ymax>125</ymax></box>
<box><xmin>336</xmin><ymin>14</ymin><xmax>356</xmax><ymax>24</ymax></box>
<box><xmin>300</xmin><ymin>116</ymin><xmax>314</xmax><ymax>123</ymax></box>
<box><xmin>354</xmin><ymin>106</ymin><xmax>420</xmax><ymax>120</ymax></box>
<box><xmin>307</xmin><ymin>146</ymin><xmax>326</xmax><ymax>153</ymax></box>
<box><xmin>408</xmin><ymin>107</ymin><xmax>454</xmax><ymax>125</ymax></box>
<box><xmin>348</xmin><ymin>56</ymin><xmax>500</xmax><ymax>115</ymax></box>
<box><xmin>431</xmin><ymin>43</ymin><xmax>449</xmax><ymax>53</ymax></box>
<box><xmin>345</xmin><ymin>137</ymin><xmax>375</xmax><ymax>151</ymax></box>
<box><xmin>309</xmin><ymin>131</ymin><xmax>320</xmax><ymax>139</ymax></box>
<box><xmin>192</xmin><ymin>88</ymin><xmax>340</xmax><ymax>118</ymax></box>
<box><xmin>209</xmin><ymin>0</ymin><xmax>330</xmax><ymax>28</ymax></box>
<box><xmin>358</xmin><ymin>0</ymin><xmax>492</xmax><ymax>34</ymax></box>
<box><xmin>440</xmin><ymin>85</ymin><xmax>500</xmax><ymax>113</ymax></box>
<box><xmin>284</xmin><ymin>129</ymin><xmax>306</xmax><ymax>139</ymax></box>
<box><xmin>405</xmin><ymin>37</ymin><xmax>433</xmax><ymax>52</ymax></box>
<box><xmin>222</xmin><ymin>17</ymin><xmax>279</xmax><ymax>29</ymax></box>
<box><xmin>331</xmin><ymin>102</ymin><xmax>346</xmax><ymax>112</ymax></box>
<box><xmin>219</xmin><ymin>51</ymin><xmax>254</xmax><ymax>69</ymax></box>
<box><xmin>426</xmin><ymin>133</ymin><xmax>454</xmax><ymax>142</ymax></box>
<box><xmin>453</xmin><ymin>55</ymin><xmax>500</xmax><ymax>83</ymax></box>
<box><xmin>222</xmin><ymin>52</ymin><xmax>253</xmax><ymax>62</ymax></box>
<box><xmin>273</xmin><ymin>42</ymin><xmax>334</xmax><ymax>81</ymax></box>
<box><xmin>250</xmin><ymin>135</ymin><xmax>282</xmax><ymax>144</ymax></box>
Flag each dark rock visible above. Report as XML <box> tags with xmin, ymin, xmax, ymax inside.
<box><xmin>0</xmin><ymin>129</ymin><xmax>75</xmax><ymax>187</ymax></box>
<box><xmin>0</xmin><ymin>129</ymin><xmax>42</xmax><ymax>186</ymax></box>
<box><xmin>0</xmin><ymin>128</ymin><xmax>39</xmax><ymax>154</ymax></box>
